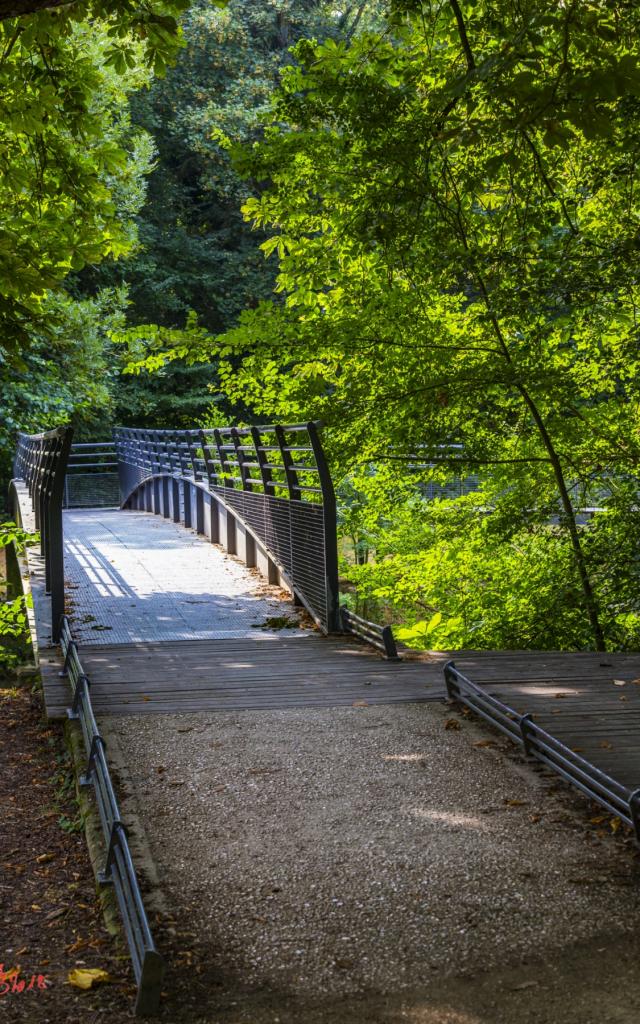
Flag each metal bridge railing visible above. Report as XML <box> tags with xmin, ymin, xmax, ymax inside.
<box><xmin>444</xmin><ymin>661</ymin><xmax>640</xmax><ymax>843</ymax></box>
<box><xmin>340</xmin><ymin>607</ymin><xmax>399</xmax><ymax>659</ymax></box>
<box><xmin>60</xmin><ymin>617</ymin><xmax>164</xmax><ymax>1015</ymax></box>
<box><xmin>63</xmin><ymin>441</ymin><xmax>120</xmax><ymax>509</ymax></box>
<box><xmin>113</xmin><ymin>422</ymin><xmax>340</xmax><ymax>633</ymax></box>
<box><xmin>11</xmin><ymin>427</ymin><xmax>73</xmax><ymax>643</ymax></box>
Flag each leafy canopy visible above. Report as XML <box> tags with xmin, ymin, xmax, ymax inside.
<box><xmin>133</xmin><ymin>0</ymin><xmax>640</xmax><ymax>649</ymax></box>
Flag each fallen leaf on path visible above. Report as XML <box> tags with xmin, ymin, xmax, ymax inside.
<box><xmin>46</xmin><ymin>907</ymin><xmax>67</xmax><ymax>921</ymax></box>
<box><xmin>444</xmin><ymin>719</ymin><xmax>461</xmax><ymax>730</ymax></box>
<box><xmin>511</xmin><ymin>981</ymin><xmax>538</xmax><ymax>991</ymax></box>
<box><xmin>504</xmin><ymin>799</ymin><xmax>527</xmax><ymax>807</ymax></box>
<box><xmin>36</xmin><ymin>852</ymin><xmax>55</xmax><ymax>864</ymax></box>
<box><xmin>65</xmin><ymin>938</ymin><xmax>87</xmax><ymax>954</ymax></box>
<box><xmin>473</xmin><ymin>740</ymin><xmax>496</xmax><ymax>748</ymax></box>
<box><xmin>352</xmin><ymin>700</ymin><xmax>368</xmax><ymax>707</ymax></box>
<box><xmin>68</xmin><ymin>967</ymin><xmax>111</xmax><ymax>990</ymax></box>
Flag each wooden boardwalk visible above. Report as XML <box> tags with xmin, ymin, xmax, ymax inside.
<box><xmin>40</xmin><ymin>636</ymin><xmax>449</xmax><ymax>717</ymax></box>
<box><xmin>25</xmin><ymin>502</ymin><xmax>640</xmax><ymax>807</ymax></box>
<box><xmin>41</xmin><ymin>639</ymin><xmax>640</xmax><ymax>794</ymax></box>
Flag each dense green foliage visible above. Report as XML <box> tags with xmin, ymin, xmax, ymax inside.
<box><xmin>125</xmin><ymin>0</ymin><xmax>640</xmax><ymax>650</ymax></box>
<box><xmin>0</xmin><ymin>0</ymin><xmax>187</xmax><ymax>484</ymax></box>
<box><xmin>0</xmin><ymin>522</ymin><xmax>34</xmax><ymax>669</ymax></box>
<box><xmin>104</xmin><ymin>0</ymin><xmax>382</xmax><ymax>426</ymax></box>
<box><xmin>5</xmin><ymin>0</ymin><xmax>640</xmax><ymax>651</ymax></box>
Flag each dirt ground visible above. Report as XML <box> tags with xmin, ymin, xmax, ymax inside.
<box><xmin>3</xmin><ymin>669</ymin><xmax>640</xmax><ymax>1024</ymax></box>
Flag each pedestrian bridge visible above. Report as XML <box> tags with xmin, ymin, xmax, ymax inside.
<box><xmin>9</xmin><ymin>423</ymin><xmax>640</xmax><ymax>1017</ymax></box>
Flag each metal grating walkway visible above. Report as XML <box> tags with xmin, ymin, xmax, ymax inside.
<box><xmin>62</xmin><ymin>508</ymin><xmax>311</xmax><ymax>644</ymax></box>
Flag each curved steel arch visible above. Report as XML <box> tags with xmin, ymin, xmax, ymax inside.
<box><xmin>113</xmin><ymin>422</ymin><xmax>340</xmax><ymax>633</ymax></box>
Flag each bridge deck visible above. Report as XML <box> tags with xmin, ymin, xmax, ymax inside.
<box><xmin>62</xmin><ymin>508</ymin><xmax>311</xmax><ymax>644</ymax></box>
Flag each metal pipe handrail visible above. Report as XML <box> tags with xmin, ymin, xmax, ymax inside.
<box><xmin>60</xmin><ymin>617</ymin><xmax>164</xmax><ymax>1015</ymax></box>
<box><xmin>444</xmin><ymin>661</ymin><xmax>640</xmax><ymax>843</ymax></box>
<box><xmin>340</xmin><ymin>607</ymin><xmax>399</xmax><ymax>659</ymax></box>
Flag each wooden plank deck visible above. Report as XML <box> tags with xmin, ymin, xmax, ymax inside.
<box><xmin>41</xmin><ymin>640</ymin><xmax>640</xmax><ymax>795</ymax></box>
<box><xmin>40</xmin><ymin>636</ymin><xmax>450</xmax><ymax>718</ymax></box>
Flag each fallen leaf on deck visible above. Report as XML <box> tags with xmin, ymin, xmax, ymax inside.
<box><xmin>599</xmin><ymin>741</ymin><xmax>613</xmax><ymax>750</ymax></box>
<box><xmin>68</xmin><ymin>967</ymin><xmax>111</xmax><ymax>990</ymax></box>
<box><xmin>613</xmin><ymin>679</ymin><xmax>627</xmax><ymax>686</ymax></box>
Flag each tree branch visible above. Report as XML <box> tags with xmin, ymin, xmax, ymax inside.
<box><xmin>448</xmin><ymin>0</ymin><xmax>475</xmax><ymax>71</ymax></box>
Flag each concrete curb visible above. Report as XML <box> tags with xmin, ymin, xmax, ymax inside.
<box><xmin>64</xmin><ymin>719</ymin><xmax>125</xmax><ymax>943</ymax></box>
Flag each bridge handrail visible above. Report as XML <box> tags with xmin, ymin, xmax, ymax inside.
<box><xmin>11</xmin><ymin>426</ymin><xmax>73</xmax><ymax>643</ymax></box>
<box><xmin>340</xmin><ymin>607</ymin><xmax>399</xmax><ymax>659</ymax></box>
<box><xmin>114</xmin><ymin>422</ymin><xmax>340</xmax><ymax>633</ymax></box>
<box><xmin>444</xmin><ymin>661</ymin><xmax>640</xmax><ymax>843</ymax></box>
<box><xmin>60</xmin><ymin>616</ymin><xmax>164</xmax><ymax>1016</ymax></box>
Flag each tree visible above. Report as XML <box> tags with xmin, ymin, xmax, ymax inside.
<box><xmin>0</xmin><ymin>0</ymin><xmax>191</xmax><ymax>351</ymax></box>
<box><xmin>0</xmin><ymin>0</ymin><xmax>189</xmax><ymax>494</ymax></box>
<box><xmin>136</xmin><ymin>0</ymin><xmax>640</xmax><ymax>649</ymax></box>
<box><xmin>108</xmin><ymin>0</ymin><xmax>384</xmax><ymax>428</ymax></box>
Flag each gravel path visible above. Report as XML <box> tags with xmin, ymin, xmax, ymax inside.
<box><xmin>105</xmin><ymin>700</ymin><xmax>640</xmax><ymax>1022</ymax></box>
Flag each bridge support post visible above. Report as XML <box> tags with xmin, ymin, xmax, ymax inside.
<box><xmin>143</xmin><ymin>479</ymin><xmax>153</xmax><ymax>512</ymax></box>
<box><xmin>195</xmin><ymin>488</ymin><xmax>205</xmax><ymax>535</ymax></box>
<box><xmin>152</xmin><ymin>478</ymin><xmax>161</xmax><ymax>515</ymax></box>
<box><xmin>235</xmin><ymin>520</ymin><xmax>255</xmax><ymax>567</ymax></box>
<box><xmin>218</xmin><ymin>506</ymin><xmax>236</xmax><ymax>555</ymax></box>
<box><xmin>161</xmin><ymin>477</ymin><xmax>170</xmax><ymax>519</ymax></box>
<box><xmin>256</xmin><ymin>545</ymin><xmax>279</xmax><ymax>585</ymax></box>
<box><xmin>183</xmin><ymin>481</ymin><xmax>192</xmax><ymax>528</ymax></box>
<box><xmin>203</xmin><ymin>493</ymin><xmax>219</xmax><ymax>544</ymax></box>
<box><xmin>171</xmin><ymin>479</ymin><xmax>181</xmax><ymax>523</ymax></box>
